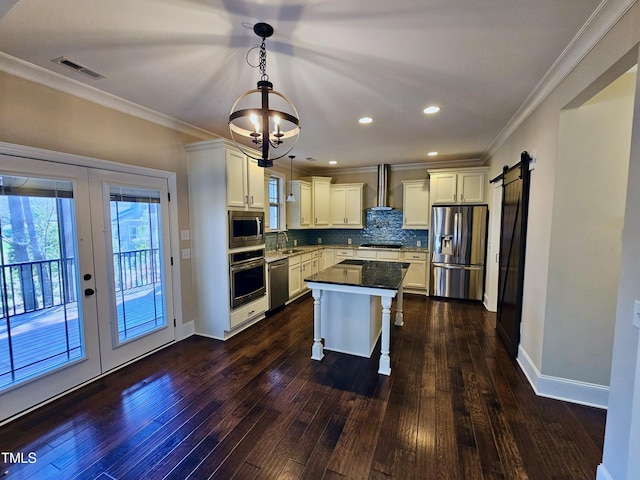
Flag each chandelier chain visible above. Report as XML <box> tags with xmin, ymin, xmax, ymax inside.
<box><xmin>259</xmin><ymin>38</ymin><xmax>269</xmax><ymax>82</ymax></box>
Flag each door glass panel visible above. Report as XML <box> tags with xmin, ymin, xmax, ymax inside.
<box><xmin>0</xmin><ymin>175</ymin><xmax>82</xmax><ymax>390</ymax></box>
<box><xmin>109</xmin><ymin>186</ymin><xmax>165</xmax><ymax>345</ymax></box>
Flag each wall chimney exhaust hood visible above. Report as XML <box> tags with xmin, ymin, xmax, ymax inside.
<box><xmin>372</xmin><ymin>164</ymin><xmax>392</xmax><ymax>210</ymax></box>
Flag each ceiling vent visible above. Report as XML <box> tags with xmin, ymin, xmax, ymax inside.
<box><xmin>51</xmin><ymin>57</ymin><xmax>105</xmax><ymax>79</ymax></box>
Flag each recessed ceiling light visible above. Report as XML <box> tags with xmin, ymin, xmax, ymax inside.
<box><xmin>423</xmin><ymin>106</ymin><xmax>440</xmax><ymax>115</ymax></box>
<box><xmin>358</xmin><ymin>117</ymin><xmax>373</xmax><ymax>124</ymax></box>
<box><xmin>329</xmin><ymin>160</ymin><xmax>337</xmax><ymax>165</ymax></box>
<box><xmin>427</xmin><ymin>151</ymin><xmax>438</xmax><ymax>156</ymax></box>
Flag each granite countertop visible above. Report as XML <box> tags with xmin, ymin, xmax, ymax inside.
<box><xmin>265</xmin><ymin>244</ymin><xmax>428</xmax><ymax>263</ymax></box>
<box><xmin>265</xmin><ymin>245</ymin><xmax>322</xmax><ymax>263</ymax></box>
<box><xmin>304</xmin><ymin>259</ymin><xmax>410</xmax><ymax>290</ymax></box>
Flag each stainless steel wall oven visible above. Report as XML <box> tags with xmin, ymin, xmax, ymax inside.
<box><xmin>229</xmin><ymin>210</ymin><xmax>264</xmax><ymax>249</ymax></box>
<box><xmin>229</xmin><ymin>248</ymin><xmax>266</xmax><ymax>309</ymax></box>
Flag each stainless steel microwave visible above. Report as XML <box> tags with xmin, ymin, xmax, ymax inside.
<box><xmin>228</xmin><ymin>210</ymin><xmax>264</xmax><ymax>249</ymax></box>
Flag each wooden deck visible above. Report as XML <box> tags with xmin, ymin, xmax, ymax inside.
<box><xmin>0</xmin><ymin>295</ymin><xmax>606</xmax><ymax>479</ymax></box>
<box><xmin>0</xmin><ymin>284</ymin><xmax>162</xmax><ymax>389</ymax></box>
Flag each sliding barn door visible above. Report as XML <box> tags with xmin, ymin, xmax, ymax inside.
<box><xmin>496</xmin><ymin>152</ymin><xmax>531</xmax><ymax>357</ymax></box>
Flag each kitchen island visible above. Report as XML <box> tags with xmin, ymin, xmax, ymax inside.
<box><xmin>305</xmin><ymin>259</ymin><xmax>409</xmax><ymax>375</ymax></box>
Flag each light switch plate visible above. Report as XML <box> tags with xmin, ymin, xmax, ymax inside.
<box><xmin>181</xmin><ymin>248</ymin><xmax>191</xmax><ymax>260</ymax></box>
<box><xmin>633</xmin><ymin>300</ymin><xmax>640</xmax><ymax>328</ymax></box>
<box><xmin>417</xmin><ymin>240</ymin><xmax>422</xmax><ymax>247</ymax></box>
<box><xmin>180</xmin><ymin>230</ymin><xmax>190</xmax><ymax>241</ymax></box>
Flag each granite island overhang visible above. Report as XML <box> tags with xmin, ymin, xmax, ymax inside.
<box><xmin>304</xmin><ymin>259</ymin><xmax>410</xmax><ymax>375</ymax></box>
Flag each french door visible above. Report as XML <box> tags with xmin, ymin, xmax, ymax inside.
<box><xmin>89</xmin><ymin>170</ymin><xmax>174</xmax><ymax>372</ymax></box>
<box><xmin>0</xmin><ymin>156</ymin><xmax>175</xmax><ymax>422</ymax></box>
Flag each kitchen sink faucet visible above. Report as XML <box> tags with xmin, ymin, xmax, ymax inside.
<box><xmin>276</xmin><ymin>231</ymin><xmax>289</xmax><ymax>251</ymax></box>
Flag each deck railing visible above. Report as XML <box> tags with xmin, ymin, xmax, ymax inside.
<box><xmin>0</xmin><ymin>248</ymin><xmax>160</xmax><ymax>319</ymax></box>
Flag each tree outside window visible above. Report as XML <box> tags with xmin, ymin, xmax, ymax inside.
<box><xmin>268</xmin><ymin>176</ymin><xmax>282</xmax><ymax>231</ymax></box>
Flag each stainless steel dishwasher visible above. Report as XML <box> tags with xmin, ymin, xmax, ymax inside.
<box><xmin>268</xmin><ymin>258</ymin><xmax>289</xmax><ymax>312</ymax></box>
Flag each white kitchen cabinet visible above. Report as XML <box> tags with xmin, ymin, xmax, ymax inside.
<box><xmin>303</xmin><ymin>177</ymin><xmax>332</xmax><ymax>227</ymax></box>
<box><xmin>286</xmin><ymin>180</ymin><xmax>312</xmax><ymax>229</ymax></box>
<box><xmin>335</xmin><ymin>248</ymin><xmax>354</xmax><ymax>262</ymax></box>
<box><xmin>320</xmin><ymin>248</ymin><xmax>336</xmax><ymax>269</ymax></box>
<box><xmin>185</xmin><ymin>138</ymin><xmax>268</xmax><ymax>340</ymax></box>
<box><xmin>356</xmin><ymin>249</ymin><xmax>377</xmax><ymax>259</ymax></box>
<box><xmin>376</xmin><ymin>250</ymin><xmax>400</xmax><ymax>262</ymax></box>
<box><xmin>429</xmin><ymin>168</ymin><xmax>488</xmax><ymax>204</ymax></box>
<box><xmin>288</xmin><ymin>254</ymin><xmax>302</xmax><ymax>298</ymax></box>
<box><xmin>331</xmin><ymin>183</ymin><xmax>364</xmax><ymax>228</ymax></box>
<box><xmin>402</xmin><ymin>251</ymin><xmax>428</xmax><ymax>293</ymax></box>
<box><xmin>225</xmin><ymin>149</ymin><xmax>265</xmax><ymax>210</ymax></box>
<box><xmin>402</xmin><ymin>180</ymin><xmax>429</xmax><ymax>229</ymax></box>
<box><xmin>312</xmin><ymin>251</ymin><xmax>320</xmax><ymax>276</ymax></box>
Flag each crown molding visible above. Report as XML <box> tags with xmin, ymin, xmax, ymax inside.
<box><xmin>0</xmin><ymin>52</ymin><xmax>215</xmax><ymax>140</ymax></box>
<box><xmin>309</xmin><ymin>158</ymin><xmax>483</xmax><ymax>176</ymax></box>
<box><xmin>482</xmin><ymin>0</ymin><xmax>638</xmax><ymax>162</ymax></box>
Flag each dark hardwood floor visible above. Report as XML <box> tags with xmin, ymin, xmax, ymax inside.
<box><xmin>0</xmin><ymin>295</ymin><xmax>606</xmax><ymax>479</ymax></box>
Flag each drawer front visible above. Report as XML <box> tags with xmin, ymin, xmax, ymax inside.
<box><xmin>356</xmin><ymin>249</ymin><xmax>377</xmax><ymax>259</ymax></box>
<box><xmin>377</xmin><ymin>251</ymin><xmax>400</xmax><ymax>261</ymax></box>
<box><xmin>288</xmin><ymin>254</ymin><xmax>301</xmax><ymax>266</ymax></box>
<box><xmin>336</xmin><ymin>249</ymin><xmax>354</xmax><ymax>257</ymax></box>
<box><xmin>230</xmin><ymin>295</ymin><xmax>268</xmax><ymax>328</ymax></box>
<box><xmin>403</xmin><ymin>251</ymin><xmax>428</xmax><ymax>261</ymax></box>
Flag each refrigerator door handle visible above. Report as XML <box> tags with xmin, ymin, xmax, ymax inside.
<box><xmin>453</xmin><ymin>212</ymin><xmax>460</xmax><ymax>259</ymax></box>
<box><xmin>432</xmin><ymin>263</ymin><xmax>483</xmax><ymax>270</ymax></box>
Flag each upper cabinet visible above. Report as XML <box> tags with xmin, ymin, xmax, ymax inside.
<box><xmin>226</xmin><ymin>149</ymin><xmax>265</xmax><ymax>210</ymax></box>
<box><xmin>304</xmin><ymin>177</ymin><xmax>332</xmax><ymax>227</ymax></box>
<box><xmin>331</xmin><ymin>183</ymin><xmax>364</xmax><ymax>229</ymax></box>
<box><xmin>402</xmin><ymin>180</ymin><xmax>429</xmax><ymax>229</ymax></box>
<box><xmin>286</xmin><ymin>180</ymin><xmax>312</xmax><ymax>229</ymax></box>
<box><xmin>429</xmin><ymin>167</ymin><xmax>488</xmax><ymax>204</ymax></box>
<box><xmin>287</xmin><ymin>176</ymin><xmax>365</xmax><ymax>230</ymax></box>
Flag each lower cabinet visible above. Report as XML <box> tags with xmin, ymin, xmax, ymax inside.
<box><xmin>287</xmin><ymin>249</ymin><xmax>322</xmax><ymax>300</ymax></box>
<box><xmin>402</xmin><ymin>251</ymin><xmax>428</xmax><ymax>293</ymax></box>
<box><xmin>288</xmin><ymin>254</ymin><xmax>302</xmax><ymax>298</ymax></box>
<box><xmin>320</xmin><ymin>248</ymin><xmax>336</xmax><ymax>269</ymax></box>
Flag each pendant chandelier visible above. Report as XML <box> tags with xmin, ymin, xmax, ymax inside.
<box><xmin>229</xmin><ymin>22</ymin><xmax>301</xmax><ymax>168</ymax></box>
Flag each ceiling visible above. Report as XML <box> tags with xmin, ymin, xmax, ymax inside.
<box><xmin>0</xmin><ymin>0</ymin><xmax>602</xmax><ymax>171</ymax></box>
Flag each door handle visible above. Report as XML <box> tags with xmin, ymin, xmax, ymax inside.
<box><xmin>83</xmin><ymin>273</ymin><xmax>92</xmax><ymax>281</ymax></box>
<box><xmin>84</xmin><ymin>288</ymin><xmax>95</xmax><ymax>296</ymax></box>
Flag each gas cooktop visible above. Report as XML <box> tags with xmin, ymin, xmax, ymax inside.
<box><xmin>358</xmin><ymin>243</ymin><xmax>403</xmax><ymax>249</ymax></box>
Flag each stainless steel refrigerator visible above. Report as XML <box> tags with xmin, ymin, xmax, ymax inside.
<box><xmin>430</xmin><ymin>205</ymin><xmax>488</xmax><ymax>300</ymax></box>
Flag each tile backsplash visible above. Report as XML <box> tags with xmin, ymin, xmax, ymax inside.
<box><xmin>266</xmin><ymin>208</ymin><xmax>428</xmax><ymax>250</ymax></box>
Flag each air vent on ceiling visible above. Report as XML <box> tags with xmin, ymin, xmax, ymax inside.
<box><xmin>51</xmin><ymin>57</ymin><xmax>105</xmax><ymax>79</ymax></box>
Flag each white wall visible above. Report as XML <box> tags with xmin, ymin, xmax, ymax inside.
<box><xmin>543</xmin><ymin>70</ymin><xmax>635</xmax><ymax>386</ymax></box>
<box><xmin>600</xmin><ymin>50</ymin><xmax>640</xmax><ymax>480</ymax></box>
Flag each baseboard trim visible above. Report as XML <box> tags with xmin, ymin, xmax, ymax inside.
<box><xmin>517</xmin><ymin>345</ymin><xmax>609</xmax><ymax>409</ymax></box>
<box><xmin>596</xmin><ymin>463</ymin><xmax>615</xmax><ymax>480</ymax></box>
<box><xmin>182</xmin><ymin>320</ymin><xmax>195</xmax><ymax>338</ymax></box>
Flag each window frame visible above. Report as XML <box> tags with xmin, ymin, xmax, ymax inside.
<box><xmin>266</xmin><ymin>173</ymin><xmax>285</xmax><ymax>232</ymax></box>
